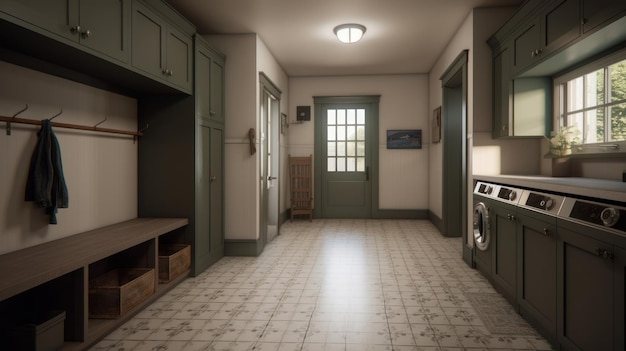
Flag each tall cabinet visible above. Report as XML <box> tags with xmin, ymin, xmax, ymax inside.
<box><xmin>138</xmin><ymin>34</ymin><xmax>225</xmax><ymax>276</ymax></box>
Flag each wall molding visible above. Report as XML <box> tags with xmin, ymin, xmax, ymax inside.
<box><xmin>224</xmin><ymin>238</ymin><xmax>263</xmax><ymax>257</ymax></box>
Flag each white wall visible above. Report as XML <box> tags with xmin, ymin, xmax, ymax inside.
<box><xmin>428</xmin><ymin>7</ymin><xmax>539</xmax><ymax>221</ymax></box>
<box><xmin>205</xmin><ymin>34</ymin><xmax>289</xmax><ymax>241</ymax></box>
<box><xmin>288</xmin><ymin>74</ymin><xmax>429</xmax><ymax>210</ymax></box>
<box><xmin>0</xmin><ymin>61</ymin><xmax>137</xmax><ymax>255</ymax></box>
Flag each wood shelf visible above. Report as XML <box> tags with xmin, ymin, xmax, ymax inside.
<box><xmin>0</xmin><ymin>217</ymin><xmax>189</xmax><ymax>351</ymax></box>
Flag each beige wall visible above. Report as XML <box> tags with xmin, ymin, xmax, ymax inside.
<box><xmin>288</xmin><ymin>74</ymin><xmax>430</xmax><ymax>210</ymax></box>
<box><xmin>0</xmin><ymin>61</ymin><xmax>137</xmax><ymax>255</ymax></box>
<box><xmin>205</xmin><ymin>34</ymin><xmax>289</xmax><ymax>241</ymax></box>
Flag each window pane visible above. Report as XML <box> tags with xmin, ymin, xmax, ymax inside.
<box><xmin>337</xmin><ymin>142</ymin><xmax>346</xmax><ymax>156</ymax></box>
<box><xmin>327</xmin><ymin>110</ymin><xmax>336</xmax><ymax>125</ymax></box>
<box><xmin>337</xmin><ymin>109</ymin><xmax>346</xmax><ymax>125</ymax></box>
<box><xmin>347</xmin><ymin>126</ymin><xmax>356</xmax><ymax>140</ymax></box>
<box><xmin>610</xmin><ymin>60</ymin><xmax>626</xmax><ymax>102</ymax></box>
<box><xmin>328</xmin><ymin>158</ymin><xmax>336</xmax><ymax>172</ymax></box>
<box><xmin>347</xmin><ymin>142</ymin><xmax>356</xmax><ymax>156</ymax></box>
<box><xmin>610</xmin><ymin>102</ymin><xmax>626</xmax><ymax>141</ymax></box>
<box><xmin>567</xmin><ymin>77</ymin><xmax>584</xmax><ymax>112</ymax></box>
<box><xmin>584</xmin><ymin>69</ymin><xmax>604</xmax><ymax>107</ymax></box>
<box><xmin>587</xmin><ymin>108</ymin><xmax>603</xmax><ymax>143</ymax></box>
<box><xmin>347</xmin><ymin>157</ymin><xmax>356</xmax><ymax>172</ymax></box>
<box><xmin>357</xmin><ymin>157</ymin><xmax>365</xmax><ymax>172</ymax></box>
<box><xmin>357</xmin><ymin>109</ymin><xmax>365</xmax><ymax>124</ymax></box>
<box><xmin>337</xmin><ymin>126</ymin><xmax>346</xmax><ymax>141</ymax></box>
<box><xmin>347</xmin><ymin>109</ymin><xmax>356</xmax><ymax>124</ymax></box>
<box><xmin>328</xmin><ymin>126</ymin><xmax>336</xmax><ymax>141</ymax></box>
<box><xmin>357</xmin><ymin>126</ymin><xmax>365</xmax><ymax>140</ymax></box>
<box><xmin>357</xmin><ymin>142</ymin><xmax>365</xmax><ymax>156</ymax></box>
<box><xmin>337</xmin><ymin>158</ymin><xmax>346</xmax><ymax>172</ymax></box>
<box><xmin>328</xmin><ymin>142</ymin><xmax>336</xmax><ymax>156</ymax></box>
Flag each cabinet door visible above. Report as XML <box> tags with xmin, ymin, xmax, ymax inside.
<box><xmin>132</xmin><ymin>2</ymin><xmax>166</xmax><ymax>81</ymax></box>
<box><xmin>517</xmin><ymin>212</ymin><xmax>557</xmax><ymax>344</ymax></box>
<box><xmin>557</xmin><ymin>228</ymin><xmax>614</xmax><ymax>351</ymax></box>
<box><xmin>512</xmin><ymin>20</ymin><xmax>540</xmax><ymax>75</ymax></box>
<box><xmin>78</xmin><ymin>0</ymin><xmax>130</xmax><ymax>63</ymax></box>
<box><xmin>541</xmin><ymin>0</ymin><xmax>580</xmax><ymax>54</ymax></box>
<box><xmin>165</xmin><ymin>26</ymin><xmax>192</xmax><ymax>92</ymax></box>
<box><xmin>615</xmin><ymin>246</ymin><xmax>625</xmax><ymax>351</ymax></box>
<box><xmin>195</xmin><ymin>122</ymin><xmax>224</xmax><ymax>272</ymax></box>
<box><xmin>210</xmin><ymin>58</ymin><xmax>225</xmax><ymax>122</ymax></box>
<box><xmin>491</xmin><ymin>203</ymin><xmax>518</xmax><ymax>306</ymax></box>
<box><xmin>1</xmin><ymin>0</ymin><xmax>78</xmax><ymax>41</ymax></box>
<box><xmin>582</xmin><ymin>0</ymin><xmax>626</xmax><ymax>34</ymax></box>
<box><xmin>196</xmin><ymin>46</ymin><xmax>213</xmax><ymax>120</ymax></box>
<box><xmin>493</xmin><ymin>47</ymin><xmax>512</xmax><ymax>138</ymax></box>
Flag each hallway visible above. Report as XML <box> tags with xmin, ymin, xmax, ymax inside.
<box><xmin>90</xmin><ymin>220</ymin><xmax>552</xmax><ymax>351</ymax></box>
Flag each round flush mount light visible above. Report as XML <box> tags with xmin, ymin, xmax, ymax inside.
<box><xmin>333</xmin><ymin>23</ymin><xmax>366</xmax><ymax>44</ymax></box>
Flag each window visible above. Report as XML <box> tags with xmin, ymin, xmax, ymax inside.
<box><xmin>556</xmin><ymin>50</ymin><xmax>626</xmax><ymax>148</ymax></box>
<box><xmin>326</xmin><ymin>108</ymin><xmax>366</xmax><ymax>172</ymax></box>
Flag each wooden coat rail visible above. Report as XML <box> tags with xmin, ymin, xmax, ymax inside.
<box><xmin>0</xmin><ymin>115</ymin><xmax>145</xmax><ymax>137</ymax></box>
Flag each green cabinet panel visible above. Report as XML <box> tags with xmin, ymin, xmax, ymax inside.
<box><xmin>557</xmin><ymin>227</ymin><xmax>614</xmax><ymax>351</ymax></box>
<box><xmin>196</xmin><ymin>40</ymin><xmax>226</xmax><ymax>123</ymax></box>
<box><xmin>194</xmin><ymin>36</ymin><xmax>226</xmax><ymax>272</ymax></box>
<box><xmin>517</xmin><ymin>210</ymin><xmax>557</xmax><ymax>345</ymax></box>
<box><xmin>493</xmin><ymin>47</ymin><xmax>512</xmax><ymax>138</ymax></box>
<box><xmin>131</xmin><ymin>1</ymin><xmax>192</xmax><ymax>93</ymax></box>
<box><xmin>0</xmin><ymin>0</ymin><xmax>130</xmax><ymax>63</ymax></box>
<box><xmin>582</xmin><ymin>0</ymin><xmax>626</xmax><ymax>34</ymax></box>
<box><xmin>512</xmin><ymin>0</ymin><xmax>580</xmax><ymax>76</ymax></box>
<box><xmin>491</xmin><ymin>202</ymin><xmax>518</xmax><ymax>306</ymax></box>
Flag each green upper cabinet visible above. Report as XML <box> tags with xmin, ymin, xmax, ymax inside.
<box><xmin>132</xmin><ymin>1</ymin><xmax>193</xmax><ymax>93</ymax></box>
<box><xmin>493</xmin><ymin>45</ymin><xmax>512</xmax><ymax>138</ymax></box>
<box><xmin>195</xmin><ymin>37</ymin><xmax>226</xmax><ymax>123</ymax></box>
<box><xmin>582</xmin><ymin>0</ymin><xmax>626</xmax><ymax>34</ymax></box>
<box><xmin>0</xmin><ymin>0</ymin><xmax>131</xmax><ymax>63</ymax></box>
<box><xmin>512</xmin><ymin>0</ymin><xmax>580</xmax><ymax>76</ymax></box>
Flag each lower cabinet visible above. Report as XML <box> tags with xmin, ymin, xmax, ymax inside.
<box><xmin>517</xmin><ymin>209</ymin><xmax>557</xmax><ymax>345</ymax></box>
<box><xmin>556</xmin><ymin>224</ymin><xmax>621</xmax><ymax>351</ymax></box>
<box><xmin>491</xmin><ymin>202</ymin><xmax>518</xmax><ymax>306</ymax></box>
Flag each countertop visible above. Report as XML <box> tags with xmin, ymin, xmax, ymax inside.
<box><xmin>473</xmin><ymin>174</ymin><xmax>626</xmax><ymax>204</ymax></box>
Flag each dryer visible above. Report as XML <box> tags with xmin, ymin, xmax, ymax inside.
<box><xmin>473</xmin><ymin>181</ymin><xmax>496</xmax><ymax>279</ymax></box>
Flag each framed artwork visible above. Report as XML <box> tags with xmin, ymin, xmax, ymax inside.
<box><xmin>281</xmin><ymin>113</ymin><xmax>288</xmax><ymax>134</ymax></box>
<box><xmin>432</xmin><ymin>106</ymin><xmax>441</xmax><ymax>143</ymax></box>
<box><xmin>386</xmin><ymin>130</ymin><xmax>422</xmax><ymax>149</ymax></box>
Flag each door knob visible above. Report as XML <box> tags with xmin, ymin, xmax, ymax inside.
<box><xmin>268</xmin><ymin>176</ymin><xmax>277</xmax><ymax>181</ymax></box>
<box><xmin>209</xmin><ymin>176</ymin><xmax>217</xmax><ymax>182</ymax></box>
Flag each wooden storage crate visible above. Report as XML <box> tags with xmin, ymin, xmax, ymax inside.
<box><xmin>158</xmin><ymin>244</ymin><xmax>191</xmax><ymax>283</ymax></box>
<box><xmin>88</xmin><ymin>268</ymin><xmax>155</xmax><ymax>319</ymax></box>
<box><xmin>9</xmin><ymin>310</ymin><xmax>65</xmax><ymax>351</ymax></box>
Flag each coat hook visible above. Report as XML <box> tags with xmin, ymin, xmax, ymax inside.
<box><xmin>49</xmin><ymin>108</ymin><xmax>63</xmax><ymax>121</ymax></box>
<box><xmin>134</xmin><ymin>123</ymin><xmax>149</xmax><ymax>144</ymax></box>
<box><xmin>7</xmin><ymin>104</ymin><xmax>29</xmax><ymax>135</ymax></box>
<box><xmin>94</xmin><ymin>115</ymin><xmax>107</xmax><ymax>128</ymax></box>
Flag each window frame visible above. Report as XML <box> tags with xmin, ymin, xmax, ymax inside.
<box><xmin>553</xmin><ymin>47</ymin><xmax>626</xmax><ymax>155</ymax></box>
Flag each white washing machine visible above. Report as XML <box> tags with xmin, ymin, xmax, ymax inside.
<box><xmin>473</xmin><ymin>181</ymin><xmax>496</xmax><ymax>279</ymax></box>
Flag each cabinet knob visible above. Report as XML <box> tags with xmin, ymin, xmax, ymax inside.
<box><xmin>70</xmin><ymin>25</ymin><xmax>81</xmax><ymax>34</ymax></box>
<box><xmin>542</xmin><ymin>228</ymin><xmax>549</xmax><ymax>236</ymax></box>
<box><xmin>596</xmin><ymin>249</ymin><xmax>614</xmax><ymax>260</ymax></box>
<box><xmin>210</xmin><ymin>176</ymin><xmax>217</xmax><ymax>182</ymax></box>
<box><xmin>162</xmin><ymin>69</ymin><xmax>173</xmax><ymax>76</ymax></box>
<box><xmin>581</xmin><ymin>18</ymin><xmax>587</xmax><ymax>25</ymax></box>
<box><xmin>210</xmin><ymin>111</ymin><xmax>216</xmax><ymax>116</ymax></box>
<box><xmin>507</xmin><ymin>214</ymin><xmax>516</xmax><ymax>221</ymax></box>
<box><xmin>81</xmin><ymin>30</ymin><xmax>92</xmax><ymax>39</ymax></box>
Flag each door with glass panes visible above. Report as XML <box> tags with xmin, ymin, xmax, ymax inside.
<box><xmin>320</xmin><ymin>103</ymin><xmax>371</xmax><ymax>218</ymax></box>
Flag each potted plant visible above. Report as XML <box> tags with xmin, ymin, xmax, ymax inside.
<box><xmin>545</xmin><ymin>126</ymin><xmax>580</xmax><ymax>176</ymax></box>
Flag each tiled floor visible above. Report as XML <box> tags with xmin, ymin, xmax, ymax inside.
<box><xmin>90</xmin><ymin>219</ymin><xmax>553</xmax><ymax>351</ymax></box>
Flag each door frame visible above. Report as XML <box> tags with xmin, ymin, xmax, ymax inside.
<box><xmin>440</xmin><ymin>51</ymin><xmax>469</xmax><ymax>255</ymax></box>
<box><xmin>313</xmin><ymin>95</ymin><xmax>380</xmax><ymax>218</ymax></box>
<box><xmin>259</xmin><ymin>73</ymin><xmax>281</xmax><ymax>247</ymax></box>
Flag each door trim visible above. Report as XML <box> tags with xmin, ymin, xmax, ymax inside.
<box><xmin>313</xmin><ymin>95</ymin><xmax>380</xmax><ymax>218</ymax></box>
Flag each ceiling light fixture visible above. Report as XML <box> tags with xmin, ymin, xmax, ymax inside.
<box><xmin>333</xmin><ymin>23</ymin><xmax>366</xmax><ymax>44</ymax></box>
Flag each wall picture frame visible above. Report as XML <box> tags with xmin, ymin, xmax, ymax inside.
<box><xmin>432</xmin><ymin>106</ymin><xmax>441</xmax><ymax>143</ymax></box>
<box><xmin>386</xmin><ymin>130</ymin><xmax>422</xmax><ymax>149</ymax></box>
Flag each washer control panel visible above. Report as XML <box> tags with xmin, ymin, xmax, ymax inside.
<box><xmin>560</xmin><ymin>198</ymin><xmax>626</xmax><ymax>234</ymax></box>
<box><xmin>474</xmin><ymin>181</ymin><xmax>495</xmax><ymax>196</ymax></box>
<box><xmin>518</xmin><ymin>190</ymin><xmax>565</xmax><ymax>216</ymax></box>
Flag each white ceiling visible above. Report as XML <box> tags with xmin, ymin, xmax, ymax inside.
<box><xmin>165</xmin><ymin>0</ymin><xmax>523</xmax><ymax>76</ymax></box>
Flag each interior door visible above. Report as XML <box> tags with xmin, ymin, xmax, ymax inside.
<box><xmin>320</xmin><ymin>104</ymin><xmax>371</xmax><ymax>218</ymax></box>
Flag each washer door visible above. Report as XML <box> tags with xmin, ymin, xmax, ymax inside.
<box><xmin>473</xmin><ymin>202</ymin><xmax>490</xmax><ymax>251</ymax></box>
